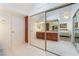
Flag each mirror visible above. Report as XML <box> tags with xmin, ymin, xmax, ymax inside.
<box><xmin>36</xmin><ymin>22</ymin><xmax>45</xmax><ymax>32</ymax></box>
<box><xmin>46</xmin><ymin>20</ymin><xmax>58</xmax><ymax>32</ymax></box>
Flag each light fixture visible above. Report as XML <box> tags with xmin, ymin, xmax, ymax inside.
<box><xmin>60</xmin><ymin>11</ymin><xmax>70</xmax><ymax>20</ymax></box>
<box><xmin>63</xmin><ymin>15</ymin><xmax>69</xmax><ymax>19</ymax></box>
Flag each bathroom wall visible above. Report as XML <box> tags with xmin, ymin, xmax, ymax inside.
<box><xmin>0</xmin><ymin>10</ymin><xmax>25</xmax><ymax>49</ymax></box>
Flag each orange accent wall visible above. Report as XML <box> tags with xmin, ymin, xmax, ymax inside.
<box><xmin>25</xmin><ymin>16</ymin><xmax>28</xmax><ymax>43</ymax></box>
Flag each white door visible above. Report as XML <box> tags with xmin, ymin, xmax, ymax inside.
<box><xmin>11</xmin><ymin>16</ymin><xmax>18</xmax><ymax>47</ymax></box>
<box><xmin>11</xmin><ymin>16</ymin><xmax>22</xmax><ymax>47</ymax></box>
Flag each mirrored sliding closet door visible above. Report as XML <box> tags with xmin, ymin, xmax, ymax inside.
<box><xmin>46</xmin><ymin>10</ymin><xmax>59</xmax><ymax>54</ymax></box>
<box><xmin>73</xmin><ymin>8</ymin><xmax>79</xmax><ymax>52</ymax></box>
<box><xmin>30</xmin><ymin>13</ymin><xmax>45</xmax><ymax>49</ymax></box>
<box><xmin>30</xmin><ymin>4</ymin><xmax>79</xmax><ymax>56</ymax></box>
<box><xmin>46</xmin><ymin>4</ymin><xmax>74</xmax><ymax>55</ymax></box>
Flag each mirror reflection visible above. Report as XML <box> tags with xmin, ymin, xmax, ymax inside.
<box><xmin>46</xmin><ymin>20</ymin><xmax>58</xmax><ymax>32</ymax></box>
<box><xmin>59</xmin><ymin>23</ymin><xmax>71</xmax><ymax>41</ymax></box>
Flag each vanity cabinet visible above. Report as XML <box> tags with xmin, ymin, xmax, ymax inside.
<box><xmin>36</xmin><ymin>32</ymin><xmax>45</xmax><ymax>39</ymax></box>
<box><xmin>36</xmin><ymin>32</ymin><xmax>58</xmax><ymax>41</ymax></box>
<box><xmin>46</xmin><ymin>32</ymin><xmax>58</xmax><ymax>41</ymax></box>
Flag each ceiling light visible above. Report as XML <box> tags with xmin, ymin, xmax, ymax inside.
<box><xmin>63</xmin><ymin>15</ymin><xmax>69</xmax><ymax>19</ymax></box>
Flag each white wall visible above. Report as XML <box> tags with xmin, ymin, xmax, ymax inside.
<box><xmin>0</xmin><ymin>10</ymin><xmax>25</xmax><ymax>49</ymax></box>
<box><xmin>0</xmin><ymin>11</ymin><xmax>11</xmax><ymax>49</ymax></box>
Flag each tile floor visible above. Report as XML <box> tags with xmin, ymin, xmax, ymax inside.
<box><xmin>0</xmin><ymin>43</ymin><xmax>56</xmax><ymax>56</ymax></box>
<box><xmin>31</xmin><ymin>39</ymin><xmax>79</xmax><ymax>56</ymax></box>
<box><xmin>0</xmin><ymin>39</ymin><xmax>79</xmax><ymax>56</ymax></box>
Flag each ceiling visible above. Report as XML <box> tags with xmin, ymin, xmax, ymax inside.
<box><xmin>0</xmin><ymin>3</ymin><xmax>37</xmax><ymax>16</ymax></box>
<box><xmin>0</xmin><ymin>3</ymin><xmax>67</xmax><ymax>16</ymax></box>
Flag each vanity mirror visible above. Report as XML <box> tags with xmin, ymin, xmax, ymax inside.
<box><xmin>36</xmin><ymin>22</ymin><xmax>45</xmax><ymax>32</ymax></box>
<box><xmin>46</xmin><ymin>20</ymin><xmax>58</xmax><ymax>32</ymax></box>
